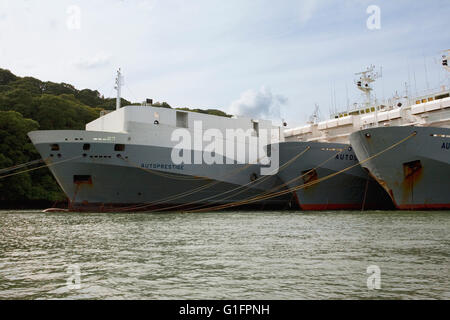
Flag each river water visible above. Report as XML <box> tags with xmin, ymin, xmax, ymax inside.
<box><xmin>0</xmin><ymin>210</ymin><xmax>448</xmax><ymax>300</ymax></box>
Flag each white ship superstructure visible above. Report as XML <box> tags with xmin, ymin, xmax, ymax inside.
<box><xmin>276</xmin><ymin>57</ymin><xmax>449</xmax><ymax>211</ymax></box>
<box><xmin>284</xmin><ymin>63</ymin><xmax>450</xmax><ymax>143</ymax></box>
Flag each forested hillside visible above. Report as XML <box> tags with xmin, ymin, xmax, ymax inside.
<box><xmin>0</xmin><ymin>68</ymin><xmax>230</xmax><ymax>207</ymax></box>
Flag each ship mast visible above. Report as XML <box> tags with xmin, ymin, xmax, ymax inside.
<box><xmin>355</xmin><ymin>65</ymin><xmax>381</xmax><ymax>126</ymax></box>
<box><xmin>355</xmin><ymin>65</ymin><xmax>381</xmax><ymax>107</ymax></box>
<box><xmin>308</xmin><ymin>104</ymin><xmax>321</xmax><ymax>124</ymax></box>
<box><xmin>115</xmin><ymin>68</ymin><xmax>123</xmax><ymax>110</ymax></box>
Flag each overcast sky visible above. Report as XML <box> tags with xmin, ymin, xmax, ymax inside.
<box><xmin>1</xmin><ymin>0</ymin><xmax>449</xmax><ymax>127</ymax></box>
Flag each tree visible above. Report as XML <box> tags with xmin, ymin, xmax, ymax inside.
<box><xmin>75</xmin><ymin>88</ymin><xmax>103</xmax><ymax>107</ymax></box>
<box><xmin>0</xmin><ymin>88</ymin><xmax>35</xmax><ymax>118</ymax></box>
<box><xmin>0</xmin><ymin>111</ymin><xmax>66</xmax><ymax>203</ymax></box>
<box><xmin>9</xmin><ymin>77</ymin><xmax>44</xmax><ymax>95</ymax></box>
<box><xmin>152</xmin><ymin>101</ymin><xmax>172</xmax><ymax>109</ymax></box>
<box><xmin>0</xmin><ymin>68</ymin><xmax>18</xmax><ymax>85</ymax></box>
<box><xmin>0</xmin><ymin>111</ymin><xmax>39</xmax><ymax>201</ymax></box>
<box><xmin>33</xmin><ymin>94</ymin><xmax>99</xmax><ymax>130</ymax></box>
<box><xmin>176</xmin><ymin>107</ymin><xmax>231</xmax><ymax>117</ymax></box>
<box><xmin>43</xmin><ymin>81</ymin><xmax>77</xmax><ymax>95</ymax></box>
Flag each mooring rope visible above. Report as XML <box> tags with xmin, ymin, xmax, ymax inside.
<box><xmin>0</xmin><ymin>158</ymin><xmax>45</xmax><ymax>174</ymax></box>
<box><xmin>108</xmin><ymin>157</ymin><xmax>260</xmax><ymax>212</ymax></box>
<box><xmin>186</xmin><ymin>131</ymin><xmax>417</xmax><ymax>213</ymax></box>
<box><xmin>111</xmin><ymin>146</ymin><xmax>310</xmax><ymax>213</ymax></box>
<box><xmin>180</xmin><ymin>146</ymin><xmax>311</xmax><ymax>212</ymax></box>
<box><xmin>0</xmin><ymin>155</ymin><xmax>82</xmax><ymax>180</ymax></box>
<box><xmin>264</xmin><ymin>148</ymin><xmax>344</xmax><ymax>195</ymax></box>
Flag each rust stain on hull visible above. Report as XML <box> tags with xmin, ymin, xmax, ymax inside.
<box><xmin>401</xmin><ymin>160</ymin><xmax>423</xmax><ymax>206</ymax></box>
<box><xmin>366</xmin><ymin>170</ymin><xmax>397</xmax><ymax>206</ymax></box>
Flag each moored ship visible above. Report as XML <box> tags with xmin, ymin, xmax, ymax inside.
<box><xmin>275</xmin><ymin>141</ymin><xmax>394</xmax><ymax>210</ymax></box>
<box><xmin>275</xmin><ymin>65</ymin><xmax>395</xmax><ymax>210</ymax></box>
<box><xmin>349</xmin><ymin>125</ymin><xmax>450</xmax><ymax>209</ymax></box>
<box><xmin>349</xmin><ymin>50</ymin><xmax>450</xmax><ymax>210</ymax></box>
<box><xmin>277</xmin><ymin>52</ymin><xmax>450</xmax><ymax>211</ymax></box>
<box><xmin>28</xmin><ymin>70</ymin><xmax>292</xmax><ymax>212</ymax></box>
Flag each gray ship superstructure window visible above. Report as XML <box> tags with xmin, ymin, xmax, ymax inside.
<box><xmin>435</xmin><ymin>93</ymin><xmax>449</xmax><ymax>100</ymax></box>
<box><xmin>50</xmin><ymin>144</ymin><xmax>59</xmax><ymax>151</ymax></box>
<box><xmin>176</xmin><ymin>111</ymin><xmax>188</xmax><ymax>128</ymax></box>
<box><xmin>83</xmin><ymin>143</ymin><xmax>90</xmax><ymax>150</ymax></box>
<box><xmin>253</xmin><ymin>121</ymin><xmax>259</xmax><ymax>137</ymax></box>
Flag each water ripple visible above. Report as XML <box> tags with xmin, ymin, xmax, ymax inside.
<box><xmin>0</xmin><ymin>210</ymin><xmax>449</xmax><ymax>299</ymax></box>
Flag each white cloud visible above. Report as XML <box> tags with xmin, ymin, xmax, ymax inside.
<box><xmin>0</xmin><ymin>0</ymin><xmax>448</xmax><ymax>126</ymax></box>
<box><xmin>298</xmin><ymin>0</ymin><xmax>319</xmax><ymax>24</ymax></box>
<box><xmin>229</xmin><ymin>86</ymin><xmax>287</xmax><ymax>120</ymax></box>
<box><xmin>73</xmin><ymin>53</ymin><xmax>112</xmax><ymax>70</ymax></box>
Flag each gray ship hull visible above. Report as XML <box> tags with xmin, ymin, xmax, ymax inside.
<box><xmin>275</xmin><ymin>141</ymin><xmax>394</xmax><ymax>210</ymax></box>
<box><xmin>349</xmin><ymin>126</ymin><xmax>450</xmax><ymax>210</ymax></box>
<box><xmin>28</xmin><ymin>130</ymin><xmax>292</xmax><ymax>211</ymax></box>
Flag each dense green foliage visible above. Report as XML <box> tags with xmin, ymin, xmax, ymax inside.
<box><xmin>176</xmin><ymin>107</ymin><xmax>232</xmax><ymax>117</ymax></box>
<box><xmin>0</xmin><ymin>68</ymin><xmax>111</xmax><ymax>205</ymax></box>
<box><xmin>0</xmin><ymin>68</ymin><xmax>231</xmax><ymax>207</ymax></box>
<box><xmin>152</xmin><ymin>101</ymin><xmax>232</xmax><ymax>117</ymax></box>
<box><xmin>152</xmin><ymin>101</ymin><xmax>172</xmax><ymax>109</ymax></box>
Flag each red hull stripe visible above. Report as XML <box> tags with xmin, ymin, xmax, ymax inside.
<box><xmin>396</xmin><ymin>203</ymin><xmax>450</xmax><ymax>210</ymax></box>
<box><xmin>300</xmin><ymin>203</ymin><xmax>364</xmax><ymax>211</ymax></box>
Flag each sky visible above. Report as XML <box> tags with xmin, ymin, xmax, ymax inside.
<box><xmin>1</xmin><ymin>0</ymin><xmax>449</xmax><ymax>127</ymax></box>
